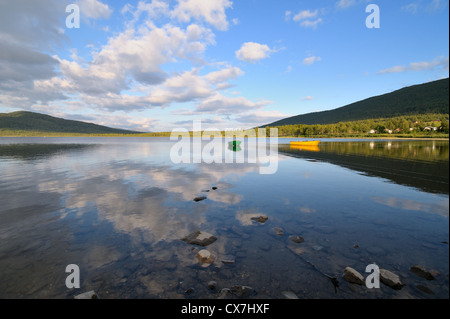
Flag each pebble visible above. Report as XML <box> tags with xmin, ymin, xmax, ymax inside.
<box><xmin>231</xmin><ymin>285</ymin><xmax>255</xmax><ymax>298</ymax></box>
<box><xmin>193</xmin><ymin>196</ymin><xmax>207</xmax><ymax>202</ymax></box>
<box><xmin>208</xmin><ymin>281</ymin><xmax>218</xmax><ymax>290</ymax></box>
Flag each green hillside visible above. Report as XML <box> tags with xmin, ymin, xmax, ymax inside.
<box><xmin>0</xmin><ymin>111</ymin><xmax>141</xmax><ymax>135</ymax></box>
<box><xmin>264</xmin><ymin>78</ymin><xmax>449</xmax><ymax>127</ymax></box>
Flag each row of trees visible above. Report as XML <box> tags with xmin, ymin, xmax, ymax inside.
<box><xmin>265</xmin><ymin>114</ymin><xmax>449</xmax><ymax>137</ymax></box>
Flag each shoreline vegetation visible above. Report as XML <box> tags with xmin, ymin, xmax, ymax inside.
<box><xmin>1</xmin><ymin>113</ymin><xmax>448</xmax><ymax>139</ymax></box>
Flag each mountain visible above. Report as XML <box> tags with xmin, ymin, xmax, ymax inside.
<box><xmin>264</xmin><ymin>78</ymin><xmax>449</xmax><ymax>127</ymax></box>
<box><xmin>0</xmin><ymin>111</ymin><xmax>141</xmax><ymax>134</ymax></box>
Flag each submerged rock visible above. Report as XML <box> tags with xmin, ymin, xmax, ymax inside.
<box><xmin>282</xmin><ymin>291</ymin><xmax>299</xmax><ymax>299</ymax></box>
<box><xmin>380</xmin><ymin>269</ymin><xmax>405</xmax><ymax>290</ymax></box>
<box><xmin>73</xmin><ymin>291</ymin><xmax>99</xmax><ymax>299</ymax></box>
<box><xmin>221</xmin><ymin>255</ymin><xmax>236</xmax><ymax>265</ymax></box>
<box><xmin>181</xmin><ymin>231</ymin><xmax>217</xmax><ymax>247</ymax></box>
<box><xmin>289</xmin><ymin>235</ymin><xmax>304</xmax><ymax>244</ymax></box>
<box><xmin>415</xmin><ymin>285</ymin><xmax>435</xmax><ymax>295</ymax></box>
<box><xmin>410</xmin><ymin>265</ymin><xmax>436</xmax><ymax>280</ymax></box>
<box><xmin>194</xmin><ymin>196</ymin><xmax>207</xmax><ymax>202</ymax></box>
<box><xmin>342</xmin><ymin>267</ymin><xmax>365</xmax><ymax>285</ymax></box>
<box><xmin>251</xmin><ymin>215</ymin><xmax>268</xmax><ymax>224</ymax></box>
<box><xmin>231</xmin><ymin>285</ymin><xmax>256</xmax><ymax>298</ymax></box>
<box><xmin>208</xmin><ymin>281</ymin><xmax>218</xmax><ymax>290</ymax></box>
<box><xmin>217</xmin><ymin>288</ymin><xmax>233</xmax><ymax>299</ymax></box>
<box><xmin>272</xmin><ymin>227</ymin><xmax>284</xmax><ymax>237</ymax></box>
<box><xmin>196</xmin><ymin>249</ymin><xmax>215</xmax><ymax>267</ymax></box>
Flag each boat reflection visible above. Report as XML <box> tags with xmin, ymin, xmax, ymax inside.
<box><xmin>280</xmin><ymin>141</ymin><xmax>449</xmax><ymax>195</ymax></box>
<box><xmin>290</xmin><ymin>145</ymin><xmax>320</xmax><ymax>152</ymax></box>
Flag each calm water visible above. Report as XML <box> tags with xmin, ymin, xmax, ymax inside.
<box><xmin>0</xmin><ymin>137</ymin><xmax>448</xmax><ymax>299</ymax></box>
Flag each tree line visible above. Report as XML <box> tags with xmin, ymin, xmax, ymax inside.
<box><xmin>264</xmin><ymin>113</ymin><xmax>449</xmax><ymax>137</ymax></box>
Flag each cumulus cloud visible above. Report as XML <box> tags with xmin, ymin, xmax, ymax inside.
<box><xmin>194</xmin><ymin>93</ymin><xmax>271</xmax><ymax>115</ymax></box>
<box><xmin>236</xmin><ymin>42</ymin><xmax>273</xmax><ymax>63</ymax></box>
<box><xmin>78</xmin><ymin>0</ymin><xmax>112</xmax><ymax>19</ymax></box>
<box><xmin>171</xmin><ymin>0</ymin><xmax>233</xmax><ymax>31</ymax></box>
<box><xmin>0</xmin><ymin>0</ymin><xmax>278</xmax><ymax>131</ymax></box>
<box><xmin>377</xmin><ymin>56</ymin><xmax>449</xmax><ymax>74</ymax></box>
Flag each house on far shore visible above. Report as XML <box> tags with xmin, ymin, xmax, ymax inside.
<box><xmin>424</xmin><ymin>127</ymin><xmax>438</xmax><ymax>131</ymax></box>
<box><xmin>369</xmin><ymin>129</ymin><xmax>376</xmax><ymax>134</ymax></box>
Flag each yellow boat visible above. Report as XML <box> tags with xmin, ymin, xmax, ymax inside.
<box><xmin>290</xmin><ymin>140</ymin><xmax>320</xmax><ymax>147</ymax></box>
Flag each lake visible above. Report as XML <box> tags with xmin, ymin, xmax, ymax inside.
<box><xmin>0</xmin><ymin>137</ymin><xmax>448</xmax><ymax>299</ymax></box>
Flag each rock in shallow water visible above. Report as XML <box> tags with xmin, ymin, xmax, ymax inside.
<box><xmin>208</xmin><ymin>281</ymin><xmax>218</xmax><ymax>290</ymax></box>
<box><xmin>194</xmin><ymin>196</ymin><xmax>207</xmax><ymax>202</ymax></box>
<box><xmin>289</xmin><ymin>235</ymin><xmax>304</xmax><ymax>244</ymax></box>
<box><xmin>221</xmin><ymin>255</ymin><xmax>236</xmax><ymax>265</ymax></box>
<box><xmin>282</xmin><ymin>291</ymin><xmax>299</xmax><ymax>299</ymax></box>
<box><xmin>231</xmin><ymin>285</ymin><xmax>256</xmax><ymax>298</ymax></box>
<box><xmin>342</xmin><ymin>267</ymin><xmax>365</xmax><ymax>285</ymax></box>
<box><xmin>271</xmin><ymin>227</ymin><xmax>284</xmax><ymax>237</ymax></box>
<box><xmin>196</xmin><ymin>249</ymin><xmax>215</xmax><ymax>267</ymax></box>
<box><xmin>380</xmin><ymin>269</ymin><xmax>405</xmax><ymax>290</ymax></box>
<box><xmin>251</xmin><ymin>215</ymin><xmax>268</xmax><ymax>224</ymax></box>
<box><xmin>73</xmin><ymin>291</ymin><xmax>99</xmax><ymax>299</ymax></box>
<box><xmin>181</xmin><ymin>231</ymin><xmax>217</xmax><ymax>247</ymax></box>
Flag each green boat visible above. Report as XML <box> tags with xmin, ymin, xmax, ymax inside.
<box><xmin>228</xmin><ymin>140</ymin><xmax>242</xmax><ymax>152</ymax></box>
<box><xmin>229</xmin><ymin>140</ymin><xmax>242</xmax><ymax>148</ymax></box>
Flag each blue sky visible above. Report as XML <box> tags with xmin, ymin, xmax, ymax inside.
<box><xmin>0</xmin><ymin>0</ymin><xmax>448</xmax><ymax>132</ymax></box>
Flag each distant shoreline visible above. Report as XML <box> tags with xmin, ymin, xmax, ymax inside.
<box><xmin>0</xmin><ymin>134</ymin><xmax>448</xmax><ymax>141</ymax></box>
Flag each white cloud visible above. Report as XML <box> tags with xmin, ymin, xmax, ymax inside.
<box><xmin>171</xmin><ymin>0</ymin><xmax>233</xmax><ymax>31</ymax></box>
<box><xmin>303</xmin><ymin>56</ymin><xmax>322</xmax><ymax>65</ymax></box>
<box><xmin>194</xmin><ymin>93</ymin><xmax>272</xmax><ymax>115</ymax></box>
<box><xmin>288</xmin><ymin>9</ymin><xmax>323</xmax><ymax>28</ymax></box>
<box><xmin>336</xmin><ymin>0</ymin><xmax>357</xmax><ymax>9</ymax></box>
<box><xmin>0</xmin><ymin>0</ymin><xmax>281</xmax><ymax>132</ymax></box>
<box><xmin>402</xmin><ymin>3</ymin><xmax>419</xmax><ymax>14</ymax></box>
<box><xmin>236</xmin><ymin>42</ymin><xmax>273</xmax><ymax>63</ymax></box>
<box><xmin>293</xmin><ymin>9</ymin><xmax>318</xmax><ymax>21</ymax></box>
<box><xmin>300</xmin><ymin>18</ymin><xmax>323</xmax><ymax>28</ymax></box>
<box><xmin>78</xmin><ymin>0</ymin><xmax>112</xmax><ymax>19</ymax></box>
<box><xmin>235</xmin><ymin>110</ymin><xmax>291</xmax><ymax>127</ymax></box>
<box><xmin>377</xmin><ymin>56</ymin><xmax>449</xmax><ymax>74</ymax></box>
<box><xmin>301</xmin><ymin>96</ymin><xmax>315</xmax><ymax>101</ymax></box>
